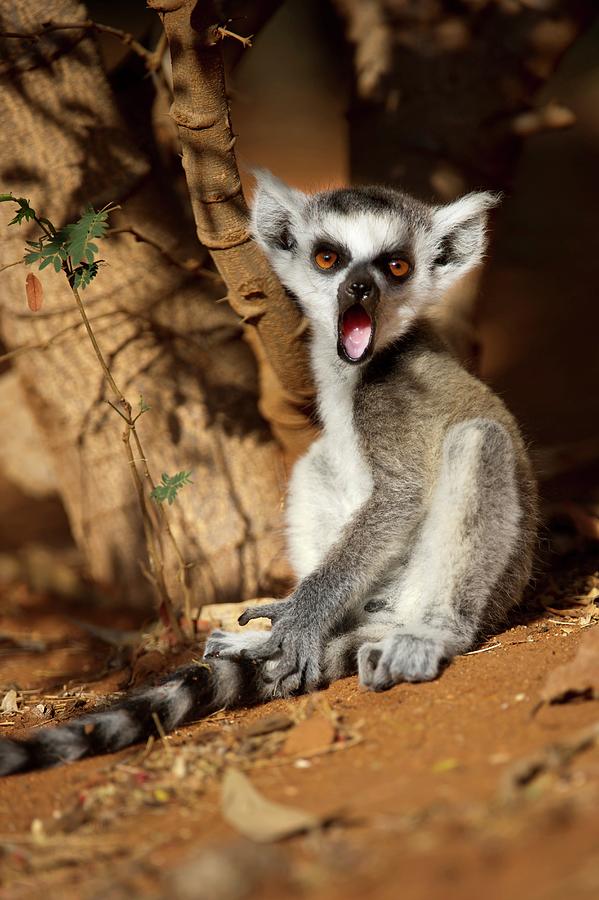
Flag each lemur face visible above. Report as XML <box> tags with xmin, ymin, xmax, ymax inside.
<box><xmin>251</xmin><ymin>171</ymin><xmax>497</xmax><ymax>365</ymax></box>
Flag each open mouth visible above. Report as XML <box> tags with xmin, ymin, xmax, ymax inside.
<box><xmin>338</xmin><ymin>304</ymin><xmax>374</xmax><ymax>364</ymax></box>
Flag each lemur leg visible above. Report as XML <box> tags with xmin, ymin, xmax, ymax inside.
<box><xmin>358</xmin><ymin>418</ymin><xmax>522</xmax><ymax>691</ymax></box>
<box><xmin>231</xmin><ymin>485</ymin><xmax>422</xmax><ymax>693</ymax></box>
<box><xmin>322</xmin><ymin>621</ymin><xmax>395</xmax><ymax>683</ymax></box>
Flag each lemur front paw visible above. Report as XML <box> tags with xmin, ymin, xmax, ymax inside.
<box><xmin>226</xmin><ymin>599</ymin><xmax>324</xmax><ymax>694</ymax></box>
<box><xmin>358</xmin><ymin>632</ymin><xmax>446</xmax><ymax>691</ymax></box>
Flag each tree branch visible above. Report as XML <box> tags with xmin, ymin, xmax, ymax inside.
<box><xmin>155</xmin><ymin>0</ymin><xmax>317</xmax><ymax>461</ymax></box>
<box><xmin>0</xmin><ymin>19</ymin><xmax>160</xmax><ymax>71</ymax></box>
<box><xmin>107</xmin><ymin>226</ymin><xmax>220</xmax><ymax>281</ymax></box>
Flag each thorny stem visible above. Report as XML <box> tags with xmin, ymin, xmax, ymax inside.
<box><xmin>68</xmin><ymin>280</ymin><xmax>186</xmax><ymax>640</ymax></box>
<box><xmin>215</xmin><ymin>26</ymin><xmax>253</xmax><ymax>47</ymax></box>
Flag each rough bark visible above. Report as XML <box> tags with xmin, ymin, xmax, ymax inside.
<box><xmin>155</xmin><ymin>0</ymin><xmax>316</xmax><ymax>462</ymax></box>
<box><xmin>0</xmin><ymin>0</ymin><xmax>291</xmax><ymax>605</ymax></box>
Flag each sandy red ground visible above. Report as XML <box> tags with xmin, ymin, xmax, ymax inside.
<box><xmin>0</xmin><ymin>551</ymin><xmax>598</xmax><ymax>900</ymax></box>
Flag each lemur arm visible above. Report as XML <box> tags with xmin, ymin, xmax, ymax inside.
<box><xmin>206</xmin><ymin>485</ymin><xmax>421</xmax><ymax>691</ymax></box>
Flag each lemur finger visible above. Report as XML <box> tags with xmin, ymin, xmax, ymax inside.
<box><xmin>238</xmin><ymin>602</ymin><xmax>286</xmax><ymax>626</ymax></box>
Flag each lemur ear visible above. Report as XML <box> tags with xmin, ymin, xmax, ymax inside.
<box><xmin>431</xmin><ymin>192</ymin><xmax>500</xmax><ymax>285</ymax></box>
<box><xmin>250</xmin><ymin>169</ymin><xmax>307</xmax><ymax>254</ymax></box>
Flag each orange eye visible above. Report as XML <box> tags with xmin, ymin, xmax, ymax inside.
<box><xmin>388</xmin><ymin>258</ymin><xmax>410</xmax><ymax>278</ymax></box>
<box><xmin>315</xmin><ymin>250</ymin><xmax>338</xmax><ymax>270</ymax></box>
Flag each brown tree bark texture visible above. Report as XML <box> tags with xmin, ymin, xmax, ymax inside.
<box><xmin>156</xmin><ymin>0</ymin><xmax>316</xmax><ymax>462</ymax></box>
<box><xmin>0</xmin><ymin>0</ymin><xmax>290</xmax><ymax>605</ymax></box>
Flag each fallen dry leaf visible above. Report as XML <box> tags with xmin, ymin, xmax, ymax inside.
<box><xmin>221</xmin><ymin>768</ymin><xmax>322</xmax><ymax>842</ymax></box>
<box><xmin>282</xmin><ymin>714</ymin><xmax>336</xmax><ymax>756</ymax></box>
<box><xmin>1</xmin><ymin>689</ymin><xmax>18</xmax><ymax>713</ymax></box>
<box><xmin>243</xmin><ymin>713</ymin><xmax>294</xmax><ymax>738</ymax></box>
<box><xmin>540</xmin><ymin>626</ymin><xmax>599</xmax><ymax>704</ymax></box>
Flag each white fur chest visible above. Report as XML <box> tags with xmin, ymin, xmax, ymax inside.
<box><xmin>316</xmin><ymin>361</ymin><xmax>373</xmax><ymax>507</ymax></box>
<box><xmin>285</xmin><ymin>336</ymin><xmax>373</xmax><ymax>578</ymax></box>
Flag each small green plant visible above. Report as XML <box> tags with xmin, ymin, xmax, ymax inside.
<box><xmin>1</xmin><ymin>193</ymin><xmax>195</xmax><ymax>639</ymax></box>
<box><xmin>2</xmin><ymin>194</ymin><xmax>111</xmax><ymax>288</ymax></box>
<box><xmin>151</xmin><ymin>471</ymin><xmax>193</xmax><ymax>506</ymax></box>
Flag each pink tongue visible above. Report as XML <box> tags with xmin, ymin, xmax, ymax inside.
<box><xmin>342</xmin><ymin>305</ymin><xmax>372</xmax><ymax>360</ymax></box>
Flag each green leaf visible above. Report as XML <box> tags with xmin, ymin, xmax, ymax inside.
<box><xmin>32</xmin><ymin>232</ymin><xmax>68</xmax><ymax>273</ymax></box>
<box><xmin>150</xmin><ymin>471</ymin><xmax>193</xmax><ymax>506</ymax></box>
<box><xmin>24</xmin><ymin>240</ymin><xmax>44</xmax><ymax>266</ymax></box>
<box><xmin>65</xmin><ymin>204</ymin><xmax>115</xmax><ymax>266</ymax></box>
<box><xmin>139</xmin><ymin>394</ymin><xmax>151</xmax><ymax>415</ymax></box>
<box><xmin>72</xmin><ymin>261</ymin><xmax>99</xmax><ymax>290</ymax></box>
<box><xmin>7</xmin><ymin>197</ymin><xmax>37</xmax><ymax>227</ymax></box>
<box><xmin>37</xmin><ymin>217</ymin><xmax>56</xmax><ymax>235</ymax></box>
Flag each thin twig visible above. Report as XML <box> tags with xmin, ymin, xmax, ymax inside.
<box><xmin>122</xmin><ymin>423</ymin><xmax>183</xmax><ymax>641</ymax></box>
<box><xmin>151</xmin><ymin>711</ymin><xmax>173</xmax><ymax>755</ymax></box>
<box><xmin>129</xmin><ymin>427</ymin><xmax>195</xmax><ymax>625</ymax></box>
<box><xmin>66</xmin><ymin>276</ymin><xmax>184</xmax><ymax>640</ymax></box>
<box><xmin>107</xmin><ymin>226</ymin><xmax>219</xmax><ymax>281</ymax></box>
<box><xmin>215</xmin><ymin>26</ymin><xmax>253</xmax><ymax>48</ymax></box>
<box><xmin>0</xmin><ymin>312</ymin><xmax>122</xmax><ymax>365</ymax></box>
<box><xmin>0</xmin><ymin>258</ymin><xmax>23</xmax><ymax>273</ymax></box>
<box><xmin>70</xmin><ymin>284</ymin><xmax>124</xmax><ymax>401</ymax></box>
<box><xmin>147</xmin><ymin>30</ymin><xmax>168</xmax><ymax>74</ymax></box>
<box><xmin>0</xmin><ymin>19</ymin><xmax>156</xmax><ymax>69</ymax></box>
<box><xmin>463</xmin><ymin>642</ymin><xmax>502</xmax><ymax>656</ymax></box>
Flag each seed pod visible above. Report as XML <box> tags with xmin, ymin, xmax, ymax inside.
<box><xmin>25</xmin><ymin>272</ymin><xmax>43</xmax><ymax>312</ymax></box>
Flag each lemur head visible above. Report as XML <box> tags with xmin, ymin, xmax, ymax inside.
<box><xmin>251</xmin><ymin>170</ymin><xmax>498</xmax><ymax>365</ymax></box>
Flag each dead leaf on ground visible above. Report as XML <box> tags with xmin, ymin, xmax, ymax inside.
<box><xmin>282</xmin><ymin>714</ymin><xmax>336</xmax><ymax>757</ymax></box>
<box><xmin>1</xmin><ymin>689</ymin><xmax>18</xmax><ymax>713</ymax></box>
<box><xmin>540</xmin><ymin>626</ymin><xmax>599</xmax><ymax>704</ymax></box>
<box><xmin>221</xmin><ymin>768</ymin><xmax>324</xmax><ymax>842</ymax></box>
<box><xmin>243</xmin><ymin>713</ymin><xmax>294</xmax><ymax>738</ymax></box>
<box><xmin>501</xmin><ymin>720</ymin><xmax>599</xmax><ymax>801</ymax></box>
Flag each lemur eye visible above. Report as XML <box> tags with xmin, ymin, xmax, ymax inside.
<box><xmin>315</xmin><ymin>250</ymin><xmax>338</xmax><ymax>270</ymax></box>
<box><xmin>388</xmin><ymin>258</ymin><xmax>411</xmax><ymax>279</ymax></box>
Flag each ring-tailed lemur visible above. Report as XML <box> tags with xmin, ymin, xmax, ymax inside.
<box><xmin>0</xmin><ymin>173</ymin><xmax>537</xmax><ymax>775</ymax></box>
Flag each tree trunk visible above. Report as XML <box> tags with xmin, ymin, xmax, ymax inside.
<box><xmin>0</xmin><ymin>0</ymin><xmax>291</xmax><ymax>607</ymax></box>
<box><xmin>156</xmin><ymin>0</ymin><xmax>316</xmax><ymax>463</ymax></box>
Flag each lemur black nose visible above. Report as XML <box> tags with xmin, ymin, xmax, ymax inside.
<box><xmin>348</xmin><ymin>281</ymin><xmax>372</xmax><ymax>300</ymax></box>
